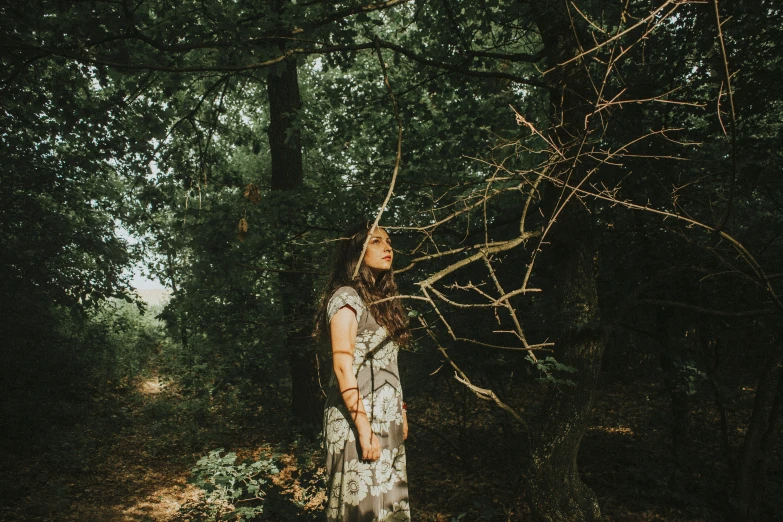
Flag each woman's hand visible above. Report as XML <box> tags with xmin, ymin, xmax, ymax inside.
<box><xmin>402</xmin><ymin>411</ymin><xmax>408</xmax><ymax>440</ymax></box>
<box><xmin>359</xmin><ymin>430</ymin><xmax>381</xmax><ymax>461</ymax></box>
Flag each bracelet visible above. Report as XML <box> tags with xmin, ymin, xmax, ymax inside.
<box><xmin>402</xmin><ymin>402</ymin><xmax>407</xmax><ymax>411</ymax></box>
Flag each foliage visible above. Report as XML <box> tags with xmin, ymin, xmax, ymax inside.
<box><xmin>179</xmin><ymin>449</ymin><xmax>280</xmax><ymax>521</ymax></box>
<box><xmin>672</xmin><ymin>359</ymin><xmax>709</xmax><ymax>397</ymax></box>
<box><xmin>1</xmin><ymin>298</ymin><xmax>164</xmax><ymax>403</ymax></box>
<box><xmin>525</xmin><ymin>356</ymin><xmax>578</xmax><ymax>387</ymax></box>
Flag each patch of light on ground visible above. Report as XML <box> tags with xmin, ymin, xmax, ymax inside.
<box><xmin>121</xmin><ymin>481</ymin><xmax>201</xmax><ymax>521</ymax></box>
<box><xmin>139</xmin><ymin>376</ymin><xmax>165</xmax><ymax>395</ymax></box>
<box><xmin>588</xmin><ymin>425</ymin><xmax>635</xmax><ymax>436</ymax></box>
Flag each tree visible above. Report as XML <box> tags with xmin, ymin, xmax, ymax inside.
<box><xmin>4</xmin><ymin>1</ymin><xmax>782</xmax><ymax>519</ymax></box>
<box><xmin>0</xmin><ymin>46</ymin><xmax>145</xmax><ymax>388</ymax></box>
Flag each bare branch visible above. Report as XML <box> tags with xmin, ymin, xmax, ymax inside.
<box><xmin>417</xmin><ymin>316</ymin><xmax>529</xmax><ymax>429</ymax></box>
<box><xmin>712</xmin><ymin>0</ymin><xmax>738</xmax><ymax>233</ymax></box>
<box><xmin>352</xmin><ymin>38</ymin><xmax>404</xmax><ymax>280</ymax></box>
<box><xmin>543</xmin><ymin>0</ymin><xmax>682</xmax><ymax>74</ymax></box>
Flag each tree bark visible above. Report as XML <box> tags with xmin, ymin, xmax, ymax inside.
<box><xmin>267</xmin><ymin>61</ymin><xmax>303</xmax><ymax>191</ymax></box>
<box><xmin>523</xmin><ymin>2</ymin><xmax>606</xmax><ymax>520</ymax></box>
<box><xmin>523</xmin><ymin>201</ymin><xmax>605</xmax><ymax>522</ymax></box>
<box><xmin>656</xmin><ymin>311</ymin><xmax>697</xmax><ymax>488</ymax></box>
<box><xmin>267</xmin><ymin>51</ymin><xmax>323</xmax><ymax>425</ymax></box>
<box><xmin>734</xmin><ymin>350</ymin><xmax>783</xmax><ymax>521</ymax></box>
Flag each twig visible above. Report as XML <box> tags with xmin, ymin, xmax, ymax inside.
<box><xmin>352</xmin><ymin>38</ymin><xmax>404</xmax><ymax>279</ymax></box>
<box><xmin>712</xmin><ymin>0</ymin><xmax>738</xmax><ymax>233</ymax></box>
<box><xmin>417</xmin><ymin>316</ymin><xmax>528</xmax><ymax>429</ymax></box>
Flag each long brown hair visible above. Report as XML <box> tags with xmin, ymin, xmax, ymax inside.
<box><xmin>313</xmin><ymin>220</ymin><xmax>410</xmax><ymax>346</ymax></box>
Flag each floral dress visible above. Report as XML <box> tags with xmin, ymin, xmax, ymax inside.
<box><xmin>323</xmin><ymin>286</ymin><xmax>410</xmax><ymax>522</ymax></box>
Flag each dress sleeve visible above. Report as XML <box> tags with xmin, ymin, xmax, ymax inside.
<box><xmin>327</xmin><ymin>286</ymin><xmax>365</xmax><ymax>325</ymax></box>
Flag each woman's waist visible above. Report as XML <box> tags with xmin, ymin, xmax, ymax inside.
<box><xmin>325</xmin><ymin>373</ymin><xmax>401</xmax><ymax>397</ymax></box>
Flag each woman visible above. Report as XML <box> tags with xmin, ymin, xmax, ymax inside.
<box><xmin>314</xmin><ymin>220</ymin><xmax>411</xmax><ymax>522</ymax></box>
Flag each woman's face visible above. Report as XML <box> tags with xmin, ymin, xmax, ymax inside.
<box><xmin>362</xmin><ymin>227</ymin><xmax>393</xmax><ymax>275</ymax></box>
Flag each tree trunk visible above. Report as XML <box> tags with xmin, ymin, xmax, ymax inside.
<box><xmin>523</xmin><ymin>3</ymin><xmax>606</xmax><ymax>520</ymax></box>
<box><xmin>734</xmin><ymin>350</ymin><xmax>783</xmax><ymax>521</ymax></box>
<box><xmin>524</xmin><ymin>201</ymin><xmax>605</xmax><ymax>522</ymax></box>
<box><xmin>267</xmin><ymin>50</ymin><xmax>323</xmax><ymax>425</ymax></box>
<box><xmin>656</xmin><ymin>310</ymin><xmax>697</xmax><ymax>489</ymax></box>
<box><xmin>267</xmin><ymin>62</ymin><xmax>303</xmax><ymax>190</ymax></box>
<box><xmin>659</xmin><ymin>348</ymin><xmax>692</xmax><ymax>485</ymax></box>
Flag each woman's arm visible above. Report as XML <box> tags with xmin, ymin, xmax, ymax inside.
<box><xmin>330</xmin><ymin>306</ymin><xmax>380</xmax><ymax>460</ymax></box>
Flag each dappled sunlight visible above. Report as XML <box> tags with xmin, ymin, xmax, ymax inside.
<box><xmin>122</xmin><ymin>481</ymin><xmax>201</xmax><ymax>521</ymax></box>
<box><xmin>268</xmin><ymin>451</ymin><xmax>327</xmax><ymax>511</ymax></box>
<box><xmin>588</xmin><ymin>425</ymin><xmax>635</xmax><ymax>436</ymax></box>
<box><xmin>139</xmin><ymin>375</ymin><xmax>165</xmax><ymax>395</ymax></box>
<box><xmin>63</xmin><ymin>464</ymin><xmax>196</xmax><ymax>522</ymax></box>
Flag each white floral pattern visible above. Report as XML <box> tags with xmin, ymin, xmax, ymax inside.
<box><xmin>370</xmin><ymin>338</ymin><xmax>398</xmax><ymax>370</ymax></box>
<box><xmin>393</xmin><ymin>442</ymin><xmax>408</xmax><ymax>483</ymax></box>
<box><xmin>371</xmin><ymin>446</ymin><xmax>398</xmax><ymax>496</ymax></box>
<box><xmin>354</xmin><ymin>327</ymin><xmax>391</xmax><ymax>373</ymax></box>
<box><xmin>327</xmin><ymin>471</ymin><xmax>343</xmax><ymax>519</ymax></box>
<box><xmin>327</xmin><ymin>290</ymin><xmax>365</xmax><ymax>325</ymax></box>
<box><xmin>365</xmin><ymin>384</ymin><xmax>403</xmax><ymax>435</ymax></box>
<box><xmin>342</xmin><ymin>458</ymin><xmax>373</xmax><ymax>506</ymax></box>
<box><xmin>372</xmin><ymin>500</ymin><xmax>411</xmax><ymax>522</ymax></box>
<box><xmin>323</xmin><ymin>286</ymin><xmax>409</xmax><ymax>521</ymax></box>
<box><xmin>325</xmin><ymin>406</ymin><xmax>355</xmax><ymax>454</ymax></box>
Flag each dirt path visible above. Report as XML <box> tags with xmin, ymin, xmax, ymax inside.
<box><xmin>69</xmin><ymin>376</ymin><xmax>201</xmax><ymax>521</ymax></box>
<box><xmin>2</xmin><ymin>375</ymin><xmax>198</xmax><ymax>522</ymax></box>
<box><xmin>4</xmin><ymin>369</ymin><xmax>779</xmax><ymax>521</ymax></box>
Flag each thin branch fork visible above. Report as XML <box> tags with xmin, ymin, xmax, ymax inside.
<box><xmin>424</xmin><ymin>284</ymin><xmax>541</xmax><ymax>310</ymax></box>
<box><xmin>539</xmin><ymin>173</ymin><xmax>783</xmax><ymax>315</ymax></box>
<box><xmin>546</xmin><ymin>0</ymin><xmax>683</xmax><ymax>74</ymax></box>
<box><xmin>594</xmin><ymin>86</ymin><xmax>708</xmax><ymax>110</ymax></box>
<box><xmin>395</xmin><ymin>227</ymin><xmax>542</xmax><ymax>274</ymax></box>
<box><xmin>386</xmin><ymin>184</ymin><xmax>523</xmax><ymax>233</ymax></box>
<box><xmin>352</xmin><ymin>38</ymin><xmax>404</xmax><ymax>280</ymax></box>
<box><xmin>712</xmin><ymin>0</ymin><xmax>738</xmax><ymax>234</ymax></box>
<box><xmin>417</xmin><ymin>316</ymin><xmax>529</xmax><ymax>429</ymax></box>
<box><xmin>418</xmin><ymin>231</ymin><xmax>540</xmax><ymax>288</ymax></box>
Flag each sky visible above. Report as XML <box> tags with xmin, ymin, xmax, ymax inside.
<box><xmin>129</xmin><ymin>268</ymin><xmax>166</xmax><ymax>290</ymax></box>
<box><xmin>116</xmin><ymin>221</ymin><xmax>167</xmax><ymax>290</ymax></box>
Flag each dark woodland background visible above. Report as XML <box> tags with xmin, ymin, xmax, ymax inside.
<box><xmin>1</xmin><ymin>1</ymin><xmax>782</xmax><ymax>521</ymax></box>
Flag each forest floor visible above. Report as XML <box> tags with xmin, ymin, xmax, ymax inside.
<box><xmin>2</xmin><ymin>367</ymin><xmax>781</xmax><ymax>522</ymax></box>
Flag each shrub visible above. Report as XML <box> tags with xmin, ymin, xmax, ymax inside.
<box><xmin>178</xmin><ymin>448</ymin><xmax>280</xmax><ymax>521</ymax></box>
